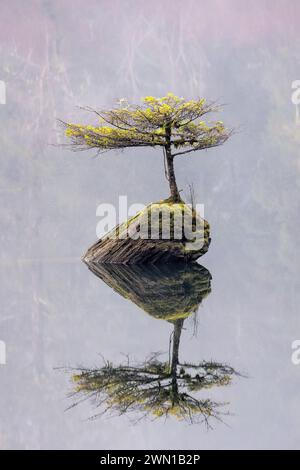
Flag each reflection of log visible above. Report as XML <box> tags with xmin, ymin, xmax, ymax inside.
<box><xmin>85</xmin><ymin>262</ymin><xmax>212</xmax><ymax>321</ymax></box>
<box><xmin>83</xmin><ymin>200</ymin><xmax>210</xmax><ymax>264</ymax></box>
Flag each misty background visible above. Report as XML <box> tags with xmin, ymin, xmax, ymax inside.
<box><xmin>0</xmin><ymin>0</ymin><xmax>299</xmax><ymax>449</ymax></box>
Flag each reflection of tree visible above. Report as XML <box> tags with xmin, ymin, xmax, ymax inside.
<box><xmin>67</xmin><ymin>263</ymin><xmax>240</xmax><ymax>426</ymax></box>
<box><xmin>70</xmin><ymin>331</ymin><xmax>238</xmax><ymax>426</ymax></box>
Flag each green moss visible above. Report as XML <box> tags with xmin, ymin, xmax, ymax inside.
<box><xmin>106</xmin><ymin>199</ymin><xmax>209</xmax><ymax>252</ymax></box>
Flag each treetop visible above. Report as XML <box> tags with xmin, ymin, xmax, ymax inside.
<box><xmin>62</xmin><ymin>93</ymin><xmax>231</xmax><ymax>157</ymax></box>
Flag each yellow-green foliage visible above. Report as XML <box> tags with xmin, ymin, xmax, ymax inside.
<box><xmin>69</xmin><ymin>360</ymin><xmax>233</xmax><ymax>424</ymax></box>
<box><xmin>63</xmin><ymin>93</ymin><xmax>230</xmax><ymax>155</ymax></box>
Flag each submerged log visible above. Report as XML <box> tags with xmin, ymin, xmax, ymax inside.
<box><xmin>83</xmin><ymin>199</ymin><xmax>211</xmax><ymax>265</ymax></box>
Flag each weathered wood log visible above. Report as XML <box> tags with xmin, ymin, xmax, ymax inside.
<box><xmin>85</xmin><ymin>261</ymin><xmax>212</xmax><ymax>321</ymax></box>
<box><xmin>83</xmin><ymin>199</ymin><xmax>211</xmax><ymax>265</ymax></box>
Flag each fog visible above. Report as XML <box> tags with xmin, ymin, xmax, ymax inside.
<box><xmin>0</xmin><ymin>0</ymin><xmax>299</xmax><ymax>449</ymax></box>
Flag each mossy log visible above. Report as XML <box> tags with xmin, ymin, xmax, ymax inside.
<box><xmin>83</xmin><ymin>199</ymin><xmax>211</xmax><ymax>265</ymax></box>
<box><xmin>85</xmin><ymin>261</ymin><xmax>212</xmax><ymax>321</ymax></box>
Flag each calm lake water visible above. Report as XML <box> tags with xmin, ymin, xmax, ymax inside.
<box><xmin>1</xmin><ymin>242</ymin><xmax>299</xmax><ymax>449</ymax></box>
<box><xmin>1</xmin><ymin>0</ymin><xmax>300</xmax><ymax>450</ymax></box>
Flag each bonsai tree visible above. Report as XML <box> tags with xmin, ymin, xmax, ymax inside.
<box><xmin>62</xmin><ymin>93</ymin><xmax>231</xmax><ymax>202</ymax></box>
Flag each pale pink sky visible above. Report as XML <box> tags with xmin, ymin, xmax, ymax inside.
<box><xmin>1</xmin><ymin>0</ymin><xmax>299</xmax><ymax>61</ymax></box>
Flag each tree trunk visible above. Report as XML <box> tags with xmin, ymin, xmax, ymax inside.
<box><xmin>165</xmin><ymin>122</ymin><xmax>180</xmax><ymax>202</ymax></box>
<box><xmin>166</xmin><ymin>149</ymin><xmax>180</xmax><ymax>201</ymax></box>
<box><xmin>171</xmin><ymin>319</ymin><xmax>184</xmax><ymax>375</ymax></box>
<box><xmin>170</xmin><ymin>319</ymin><xmax>184</xmax><ymax>403</ymax></box>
